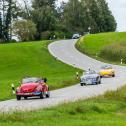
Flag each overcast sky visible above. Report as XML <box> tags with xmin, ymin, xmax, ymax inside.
<box><xmin>58</xmin><ymin>0</ymin><xmax>126</xmax><ymax>32</ymax></box>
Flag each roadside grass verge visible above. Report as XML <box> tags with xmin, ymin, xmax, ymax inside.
<box><xmin>100</xmin><ymin>42</ymin><xmax>126</xmax><ymax>63</ymax></box>
<box><xmin>0</xmin><ymin>41</ymin><xmax>82</xmax><ymax>101</ymax></box>
<box><xmin>76</xmin><ymin>32</ymin><xmax>126</xmax><ymax>64</ymax></box>
<box><xmin>1</xmin><ymin>86</ymin><xmax>126</xmax><ymax>126</ymax></box>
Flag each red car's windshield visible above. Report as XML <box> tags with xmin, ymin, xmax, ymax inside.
<box><xmin>22</xmin><ymin>77</ymin><xmax>42</xmax><ymax>84</ymax></box>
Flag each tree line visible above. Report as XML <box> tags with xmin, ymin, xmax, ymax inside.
<box><xmin>0</xmin><ymin>0</ymin><xmax>117</xmax><ymax>42</ymax></box>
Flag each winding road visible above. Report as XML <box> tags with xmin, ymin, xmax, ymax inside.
<box><xmin>0</xmin><ymin>39</ymin><xmax>126</xmax><ymax>112</ymax></box>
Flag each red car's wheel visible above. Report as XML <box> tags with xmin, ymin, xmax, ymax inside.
<box><xmin>40</xmin><ymin>92</ymin><xmax>44</xmax><ymax>99</ymax></box>
<box><xmin>24</xmin><ymin>96</ymin><xmax>28</xmax><ymax>100</ymax></box>
<box><xmin>16</xmin><ymin>95</ymin><xmax>21</xmax><ymax>100</ymax></box>
<box><xmin>112</xmin><ymin>74</ymin><xmax>115</xmax><ymax>77</ymax></box>
<box><xmin>46</xmin><ymin>92</ymin><xmax>50</xmax><ymax>98</ymax></box>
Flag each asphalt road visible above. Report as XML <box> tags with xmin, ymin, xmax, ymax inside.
<box><xmin>0</xmin><ymin>39</ymin><xmax>126</xmax><ymax>112</ymax></box>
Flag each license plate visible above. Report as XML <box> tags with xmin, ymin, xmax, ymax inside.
<box><xmin>87</xmin><ymin>80</ymin><xmax>91</xmax><ymax>84</ymax></box>
<box><xmin>25</xmin><ymin>93</ymin><xmax>31</xmax><ymax>95</ymax></box>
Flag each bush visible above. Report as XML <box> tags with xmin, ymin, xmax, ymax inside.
<box><xmin>41</xmin><ymin>31</ymin><xmax>73</xmax><ymax>40</ymax></box>
<box><xmin>41</xmin><ymin>31</ymin><xmax>52</xmax><ymax>40</ymax></box>
<box><xmin>100</xmin><ymin>42</ymin><xmax>126</xmax><ymax>63</ymax></box>
<box><xmin>13</xmin><ymin>20</ymin><xmax>37</xmax><ymax>42</ymax></box>
<box><xmin>53</xmin><ymin>31</ymin><xmax>65</xmax><ymax>39</ymax></box>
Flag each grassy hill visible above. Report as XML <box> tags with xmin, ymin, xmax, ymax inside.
<box><xmin>1</xmin><ymin>86</ymin><xmax>126</xmax><ymax>126</ymax></box>
<box><xmin>0</xmin><ymin>41</ymin><xmax>81</xmax><ymax>100</ymax></box>
<box><xmin>76</xmin><ymin>32</ymin><xmax>126</xmax><ymax>64</ymax></box>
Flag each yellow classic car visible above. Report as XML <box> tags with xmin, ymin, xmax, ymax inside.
<box><xmin>99</xmin><ymin>65</ymin><xmax>115</xmax><ymax>78</ymax></box>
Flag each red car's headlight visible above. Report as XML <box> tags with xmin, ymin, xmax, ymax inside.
<box><xmin>35</xmin><ymin>86</ymin><xmax>41</xmax><ymax>92</ymax></box>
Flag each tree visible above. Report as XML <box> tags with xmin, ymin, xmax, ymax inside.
<box><xmin>97</xmin><ymin>0</ymin><xmax>117</xmax><ymax>32</ymax></box>
<box><xmin>0</xmin><ymin>0</ymin><xmax>18</xmax><ymax>42</ymax></box>
<box><xmin>63</xmin><ymin>0</ymin><xmax>83</xmax><ymax>33</ymax></box>
<box><xmin>61</xmin><ymin>0</ymin><xmax>116</xmax><ymax>34</ymax></box>
<box><xmin>0</xmin><ymin>12</ymin><xmax>3</xmax><ymax>42</ymax></box>
<box><xmin>31</xmin><ymin>0</ymin><xmax>57</xmax><ymax>40</ymax></box>
<box><xmin>17</xmin><ymin>0</ymin><xmax>32</xmax><ymax>20</ymax></box>
<box><xmin>13</xmin><ymin>20</ymin><xmax>37</xmax><ymax>41</ymax></box>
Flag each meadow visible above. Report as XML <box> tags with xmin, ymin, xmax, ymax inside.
<box><xmin>76</xmin><ymin>32</ymin><xmax>126</xmax><ymax>64</ymax></box>
<box><xmin>0</xmin><ymin>41</ymin><xmax>81</xmax><ymax>100</ymax></box>
<box><xmin>1</xmin><ymin>86</ymin><xmax>126</xmax><ymax>126</ymax></box>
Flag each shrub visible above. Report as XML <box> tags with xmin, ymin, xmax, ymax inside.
<box><xmin>13</xmin><ymin>20</ymin><xmax>37</xmax><ymax>42</ymax></box>
<box><xmin>53</xmin><ymin>31</ymin><xmax>65</xmax><ymax>39</ymax></box>
<box><xmin>41</xmin><ymin>31</ymin><xmax>73</xmax><ymax>40</ymax></box>
<box><xmin>41</xmin><ymin>31</ymin><xmax>52</xmax><ymax>40</ymax></box>
<box><xmin>100</xmin><ymin>42</ymin><xmax>126</xmax><ymax>63</ymax></box>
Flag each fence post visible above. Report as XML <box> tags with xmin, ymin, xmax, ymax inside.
<box><xmin>11</xmin><ymin>83</ymin><xmax>15</xmax><ymax>94</ymax></box>
<box><xmin>76</xmin><ymin>72</ymin><xmax>79</xmax><ymax>79</ymax></box>
<box><xmin>121</xmin><ymin>59</ymin><xmax>123</xmax><ymax>64</ymax></box>
<box><xmin>96</xmin><ymin>53</ymin><xmax>98</xmax><ymax>58</ymax></box>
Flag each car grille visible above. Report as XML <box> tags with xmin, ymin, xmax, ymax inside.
<box><xmin>81</xmin><ymin>78</ymin><xmax>96</xmax><ymax>82</ymax></box>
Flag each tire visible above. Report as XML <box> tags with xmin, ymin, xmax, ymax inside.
<box><xmin>95</xmin><ymin>82</ymin><xmax>98</xmax><ymax>85</ymax></box>
<box><xmin>46</xmin><ymin>92</ymin><xmax>50</xmax><ymax>98</ymax></box>
<box><xmin>40</xmin><ymin>92</ymin><xmax>44</xmax><ymax>99</ymax></box>
<box><xmin>98</xmin><ymin>77</ymin><xmax>101</xmax><ymax>84</ymax></box>
<box><xmin>16</xmin><ymin>95</ymin><xmax>21</xmax><ymax>101</ymax></box>
<box><xmin>99</xmin><ymin>80</ymin><xmax>101</xmax><ymax>84</ymax></box>
<box><xmin>24</xmin><ymin>96</ymin><xmax>28</xmax><ymax>100</ymax></box>
<box><xmin>80</xmin><ymin>83</ymin><xmax>84</xmax><ymax>86</ymax></box>
<box><xmin>95</xmin><ymin>77</ymin><xmax>99</xmax><ymax>85</ymax></box>
<box><xmin>112</xmin><ymin>74</ymin><xmax>115</xmax><ymax>77</ymax></box>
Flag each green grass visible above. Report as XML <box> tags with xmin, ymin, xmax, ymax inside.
<box><xmin>1</xmin><ymin>86</ymin><xmax>126</xmax><ymax>126</ymax></box>
<box><xmin>76</xmin><ymin>32</ymin><xmax>126</xmax><ymax>64</ymax></box>
<box><xmin>0</xmin><ymin>41</ymin><xmax>82</xmax><ymax>101</ymax></box>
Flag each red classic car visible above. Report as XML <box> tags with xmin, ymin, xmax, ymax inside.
<box><xmin>16</xmin><ymin>77</ymin><xmax>50</xmax><ymax>100</ymax></box>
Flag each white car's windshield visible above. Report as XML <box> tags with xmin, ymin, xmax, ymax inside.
<box><xmin>101</xmin><ymin>65</ymin><xmax>112</xmax><ymax>69</ymax></box>
<box><xmin>85</xmin><ymin>70</ymin><xmax>96</xmax><ymax>75</ymax></box>
<box><xmin>22</xmin><ymin>77</ymin><xmax>42</xmax><ymax>83</ymax></box>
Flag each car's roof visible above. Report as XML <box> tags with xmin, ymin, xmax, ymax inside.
<box><xmin>85</xmin><ymin>70</ymin><xmax>96</xmax><ymax>75</ymax></box>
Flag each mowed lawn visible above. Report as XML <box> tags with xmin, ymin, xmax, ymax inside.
<box><xmin>76</xmin><ymin>32</ymin><xmax>126</xmax><ymax>64</ymax></box>
<box><xmin>1</xmin><ymin>86</ymin><xmax>126</xmax><ymax>126</ymax></box>
<box><xmin>0</xmin><ymin>41</ymin><xmax>81</xmax><ymax>100</ymax></box>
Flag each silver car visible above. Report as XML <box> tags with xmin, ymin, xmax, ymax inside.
<box><xmin>80</xmin><ymin>70</ymin><xmax>101</xmax><ymax>86</ymax></box>
<box><xmin>72</xmin><ymin>33</ymin><xmax>80</xmax><ymax>39</ymax></box>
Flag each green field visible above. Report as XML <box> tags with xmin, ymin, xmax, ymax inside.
<box><xmin>76</xmin><ymin>32</ymin><xmax>126</xmax><ymax>64</ymax></box>
<box><xmin>0</xmin><ymin>41</ymin><xmax>81</xmax><ymax>101</ymax></box>
<box><xmin>1</xmin><ymin>86</ymin><xmax>126</xmax><ymax>126</ymax></box>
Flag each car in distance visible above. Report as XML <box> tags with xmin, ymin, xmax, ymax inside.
<box><xmin>99</xmin><ymin>65</ymin><xmax>115</xmax><ymax>78</ymax></box>
<box><xmin>80</xmin><ymin>70</ymin><xmax>101</xmax><ymax>86</ymax></box>
<box><xmin>16</xmin><ymin>77</ymin><xmax>50</xmax><ymax>100</ymax></box>
<box><xmin>72</xmin><ymin>33</ymin><xmax>80</xmax><ymax>39</ymax></box>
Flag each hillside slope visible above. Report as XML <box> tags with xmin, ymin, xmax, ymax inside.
<box><xmin>76</xmin><ymin>32</ymin><xmax>126</xmax><ymax>64</ymax></box>
<box><xmin>0</xmin><ymin>41</ymin><xmax>81</xmax><ymax>100</ymax></box>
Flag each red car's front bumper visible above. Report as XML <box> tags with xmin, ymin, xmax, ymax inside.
<box><xmin>16</xmin><ymin>92</ymin><xmax>41</xmax><ymax>96</ymax></box>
